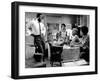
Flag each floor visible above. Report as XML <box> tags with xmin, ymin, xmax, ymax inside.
<box><xmin>25</xmin><ymin>57</ymin><xmax>88</xmax><ymax>68</ymax></box>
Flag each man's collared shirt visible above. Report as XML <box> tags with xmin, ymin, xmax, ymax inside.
<box><xmin>26</xmin><ymin>18</ymin><xmax>46</xmax><ymax>36</ymax></box>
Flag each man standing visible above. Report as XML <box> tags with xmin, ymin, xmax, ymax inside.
<box><xmin>26</xmin><ymin>13</ymin><xmax>46</xmax><ymax>62</ymax></box>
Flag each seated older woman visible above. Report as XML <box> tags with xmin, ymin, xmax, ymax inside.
<box><xmin>70</xmin><ymin>28</ymin><xmax>81</xmax><ymax>47</ymax></box>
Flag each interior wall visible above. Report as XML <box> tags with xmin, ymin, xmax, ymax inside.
<box><xmin>80</xmin><ymin>15</ymin><xmax>90</xmax><ymax>27</ymax></box>
<box><xmin>46</xmin><ymin>15</ymin><xmax>77</xmax><ymax>31</ymax></box>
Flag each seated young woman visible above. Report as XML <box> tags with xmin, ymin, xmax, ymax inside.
<box><xmin>79</xmin><ymin>26</ymin><xmax>89</xmax><ymax>64</ymax></box>
<box><xmin>56</xmin><ymin>23</ymin><xmax>68</xmax><ymax>46</ymax></box>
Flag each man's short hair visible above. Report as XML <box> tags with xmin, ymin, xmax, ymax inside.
<box><xmin>36</xmin><ymin>13</ymin><xmax>42</xmax><ymax>18</ymax></box>
<box><xmin>80</xmin><ymin>26</ymin><xmax>88</xmax><ymax>35</ymax></box>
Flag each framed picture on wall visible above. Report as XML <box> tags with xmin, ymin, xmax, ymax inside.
<box><xmin>11</xmin><ymin>1</ymin><xmax>98</xmax><ymax>79</ymax></box>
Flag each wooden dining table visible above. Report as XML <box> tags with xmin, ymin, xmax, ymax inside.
<box><xmin>62</xmin><ymin>45</ymin><xmax>80</xmax><ymax>63</ymax></box>
<box><xmin>49</xmin><ymin>41</ymin><xmax>80</xmax><ymax>62</ymax></box>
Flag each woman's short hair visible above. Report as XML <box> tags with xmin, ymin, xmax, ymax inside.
<box><xmin>72</xmin><ymin>28</ymin><xmax>78</xmax><ymax>35</ymax></box>
<box><xmin>80</xmin><ymin>26</ymin><xmax>88</xmax><ymax>35</ymax></box>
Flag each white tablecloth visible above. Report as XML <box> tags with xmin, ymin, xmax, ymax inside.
<box><xmin>62</xmin><ymin>45</ymin><xmax>80</xmax><ymax>62</ymax></box>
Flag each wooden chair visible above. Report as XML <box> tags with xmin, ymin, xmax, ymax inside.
<box><xmin>49</xmin><ymin>43</ymin><xmax>63</xmax><ymax>67</ymax></box>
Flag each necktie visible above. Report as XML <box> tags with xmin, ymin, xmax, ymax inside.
<box><xmin>39</xmin><ymin>22</ymin><xmax>41</xmax><ymax>36</ymax></box>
